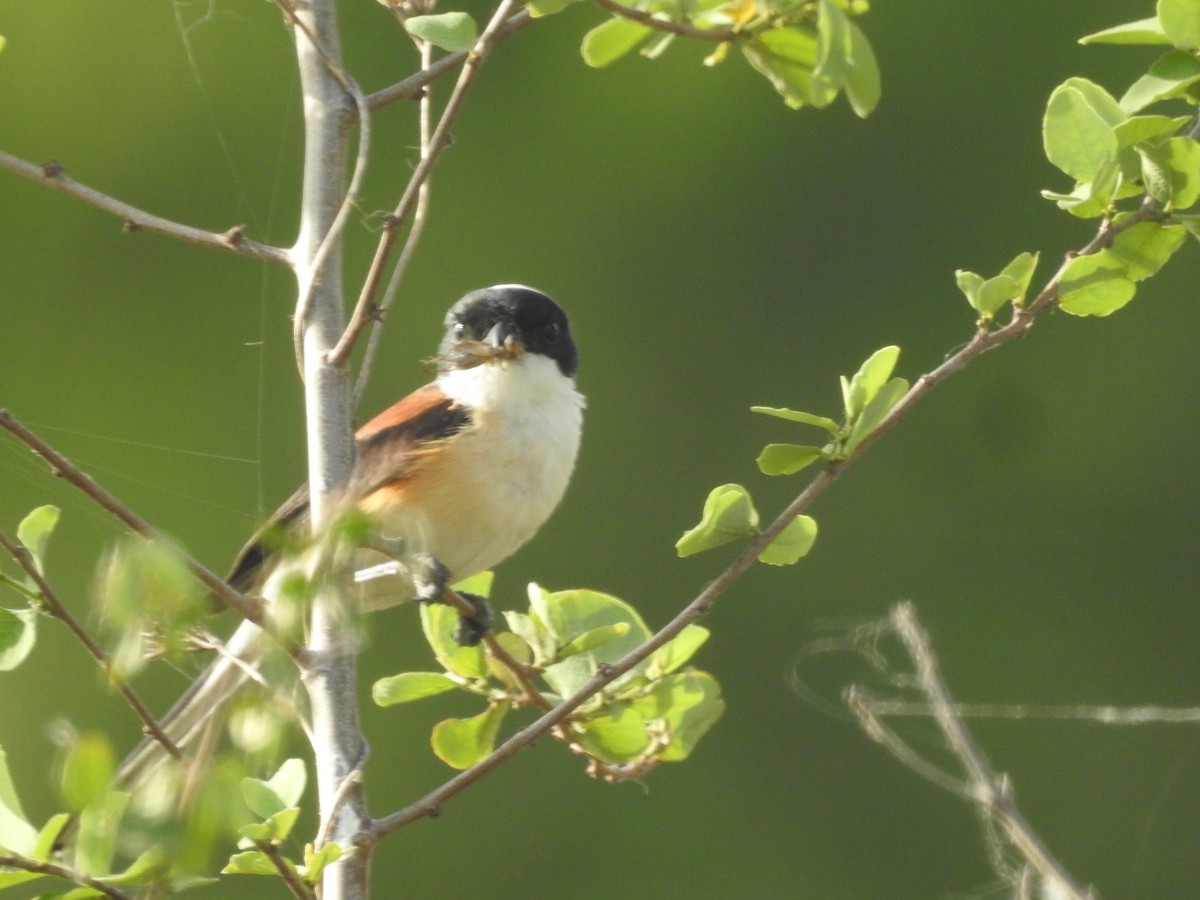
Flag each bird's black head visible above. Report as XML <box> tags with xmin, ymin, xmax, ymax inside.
<box><xmin>439</xmin><ymin>285</ymin><xmax>578</xmax><ymax>378</ymax></box>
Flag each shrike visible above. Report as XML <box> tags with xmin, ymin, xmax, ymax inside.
<box><xmin>118</xmin><ymin>284</ymin><xmax>583</xmax><ymax>787</ymax></box>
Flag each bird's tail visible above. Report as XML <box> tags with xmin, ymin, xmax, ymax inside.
<box><xmin>114</xmin><ymin>618</ymin><xmax>268</xmax><ymax>792</ymax></box>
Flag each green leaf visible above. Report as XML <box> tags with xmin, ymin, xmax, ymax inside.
<box><xmin>1172</xmin><ymin>210</ymin><xmax>1200</xmax><ymax>240</ymax></box>
<box><xmin>756</xmin><ymin>443</ymin><xmax>822</xmax><ymax>476</ymax></box>
<box><xmin>31</xmin><ymin>813</ymin><xmax>71</xmax><ymax>862</ymax></box>
<box><xmin>16</xmin><ymin>505</ymin><xmax>58</xmax><ymax>583</ymax></box>
<box><xmin>841</xmin><ymin>17</ymin><xmax>880</xmax><ymax>116</ymax></box>
<box><xmin>1043</xmin><ymin>84</ymin><xmax>1119</xmax><ymax>182</ymax></box>
<box><xmin>0</xmin><ymin>746</ymin><xmax>37</xmax><ymax>856</ymax></box>
<box><xmin>1114</xmin><ymin>114</ymin><xmax>1190</xmax><ymax>147</ymax></box>
<box><xmin>531</xmin><ymin>586</ymin><xmax>651</xmax><ymax>696</ymax></box>
<box><xmin>999</xmin><ymin>251</ymin><xmax>1040</xmax><ymax>305</ymax></box>
<box><xmin>1080</xmin><ymin>16</ymin><xmax>1171</xmax><ymax>45</ymax></box>
<box><xmin>403</xmin><ymin>12</ymin><xmax>478</xmax><ymax>51</ymax></box>
<box><xmin>502</xmin><ymin>609</ymin><xmax>553</xmax><ymax>665</ymax></box>
<box><xmin>420</xmin><ymin>601</ymin><xmax>487</xmax><ymax>680</ymax></box>
<box><xmin>675</xmin><ymin>484</ymin><xmax>759</xmax><ymax>558</ymax></box>
<box><xmin>646</xmin><ymin>624</ymin><xmax>710</xmax><ymax>678</ymax></box>
<box><xmin>238</xmin><ymin>807</ymin><xmax>300</xmax><ymax>844</ymax></box>
<box><xmin>634</xmin><ymin>671</ymin><xmax>725</xmax><ymax>761</ymax></box>
<box><xmin>1158</xmin><ymin>0</ymin><xmax>1200</xmax><ymax>49</ymax></box>
<box><xmin>528</xmin><ymin>0</ymin><xmax>574</xmax><ymax>16</ymax></box>
<box><xmin>0</xmin><ymin>607</ymin><xmax>37</xmax><ymax>672</ymax></box>
<box><xmin>1160</xmin><ymin>136</ymin><xmax>1200</xmax><ymax>207</ymax></box>
<box><xmin>98</xmin><ymin>847</ymin><xmax>169</xmax><ymax>888</ymax></box>
<box><xmin>1041</xmin><ymin>157</ymin><xmax>1120</xmax><ymax>218</ymax></box>
<box><xmin>1120</xmin><ymin>50</ymin><xmax>1200</xmax><ymax>113</ymax></box>
<box><xmin>222</xmin><ymin>850</ymin><xmax>278</xmax><ymax>876</ymax></box>
<box><xmin>74</xmin><ymin>790</ymin><xmax>129</xmax><ymax>876</ymax></box>
<box><xmin>955</xmin><ymin>269</ymin><xmax>985</xmax><ymax>310</ymax></box>
<box><xmin>844</xmin><ymin>376</ymin><xmax>907</xmax><ymax>454</ymax></box>
<box><xmin>749</xmin><ymin>406</ymin><xmax>839</xmax><ymax>433</ymax></box>
<box><xmin>581</xmin><ymin>17</ymin><xmax>652</xmax><ymax>68</ymax></box>
<box><xmin>576</xmin><ymin>705</ymin><xmax>650</xmax><ymax>763</ymax></box>
<box><xmin>0</xmin><ymin>36</ymin><xmax>5</xmax><ymax>55</ymax></box>
<box><xmin>484</xmin><ymin>631</ymin><xmax>534</xmax><ymax>691</ymax></box>
<box><xmin>842</xmin><ymin>345</ymin><xmax>900</xmax><ymax>422</ymax></box>
<box><xmin>742</xmin><ymin>28</ymin><xmax>836</xmax><ymax>110</ymax></box>
<box><xmin>61</xmin><ymin>733</ymin><xmax>115</xmax><ymax>813</ymax></box>
<box><xmin>432</xmin><ymin>703</ymin><xmax>507</xmax><ymax>769</ymax></box>
<box><xmin>240</xmin><ymin>758</ymin><xmax>305</xmax><ymax>820</ymax></box>
<box><xmin>301</xmin><ymin>842</ymin><xmax>343</xmax><ymax>884</ymax></box>
<box><xmin>372</xmin><ymin>671</ymin><xmax>459</xmax><ymax>706</ymax></box>
<box><xmin>555</xmin><ymin>622</ymin><xmax>631</xmax><ymax>662</ymax></box>
<box><xmin>758</xmin><ymin>515</ymin><xmax>818</xmax><ymax>566</ymax></box>
<box><xmin>1057</xmin><ymin>251</ymin><xmax>1137</xmax><ymax>316</ymax></box>
<box><xmin>1061</xmin><ymin>77</ymin><xmax>1127</xmax><ymax>127</ymax></box>
<box><xmin>1110</xmin><ymin>220</ymin><xmax>1188</xmax><ymax>279</ymax></box>
<box><xmin>1138</xmin><ymin>143</ymin><xmax>1175</xmax><ymax>203</ymax></box>
<box><xmin>263</xmin><ymin>758</ymin><xmax>305</xmax><ymax>809</ymax></box>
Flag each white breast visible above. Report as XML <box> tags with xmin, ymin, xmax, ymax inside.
<box><xmin>378</xmin><ymin>353</ymin><xmax>584</xmax><ymax>584</ymax></box>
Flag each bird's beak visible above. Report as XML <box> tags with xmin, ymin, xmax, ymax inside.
<box><xmin>482</xmin><ymin>322</ymin><xmax>525</xmax><ymax>361</ymax></box>
<box><xmin>439</xmin><ymin>322</ymin><xmax>525</xmax><ymax>371</ymax></box>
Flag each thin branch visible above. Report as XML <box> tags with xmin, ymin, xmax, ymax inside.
<box><xmin>362</xmin><ymin>9</ymin><xmax>534</xmax><ymax>113</ymax></box>
<box><xmin>883</xmin><ymin>602</ymin><xmax>1096</xmax><ymax>900</ymax></box>
<box><xmin>850</xmin><ymin>698</ymin><xmax>1200</xmax><ymax>725</ymax></box>
<box><xmin>0</xmin><ymin>528</ymin><xmax>182</xmax><ymax>760</ymax></box>
<box><xmin>0</xmin><ymin>150</ymin><xmax>290</xmax><ymax>266</ymax></box>
<box><xmin>253</xmin><ymin>840</ymin><xmax>318</xmax><ymax>900</ymax></box>
<box><xmin>330</xmin><ymin>0</ymin><xmax>522</xmax><ymax>369</ymax></box>
<box><xmin>0</xmin><ymin>410</ymin><xmax>265</xmax><ymax>628</ymax></box>
<box><xmin>591</xmin><ymin>0</ymin><xmax>739</xmax><ymax>42</ymax></box>
<box><xmin>846</xmin><ymin>685</ymin><xmax>975</xmax><ymax>799</ymax></box>
<box><xmin>368</xmin><ymin>208</ymin><xmax>1156</xmax><ymax>842</ymax></box>
<box><xmin>0</xmin><ymin>854</ymin><xmax>132</xmax><ymax>900</ymax></box>
<box><xmin>349</xmin><ymin>36</ymin><xmax>435</xmax><ymax>397</ymax></box>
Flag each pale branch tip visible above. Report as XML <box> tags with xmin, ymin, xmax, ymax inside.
<box><xmin>0</xmin><ymin>150</ymin><xmax>290</xmax><ymax>266</ymax></box>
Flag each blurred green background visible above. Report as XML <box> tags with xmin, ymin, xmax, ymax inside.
<box><xmin>2</xmin><ymin>1</ymin><xmax>1199</xmax><ymax>897</ymax></box>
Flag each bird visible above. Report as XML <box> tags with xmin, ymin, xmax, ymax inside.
<box><xmin>116</xmin><ymin>284</ymin><xmax>584</xmax><ymax>790</ymax></box>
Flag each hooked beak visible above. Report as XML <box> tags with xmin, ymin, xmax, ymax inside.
<box><xmin>439</xmin><ymin>322</ymin><xmax>525</xmax><ymax>372</ymax></box>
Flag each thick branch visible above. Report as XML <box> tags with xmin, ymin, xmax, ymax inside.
<box><xmin>0</xmin><ymin>151</ymin><xmax>289</xmax><ymax>265</ymax></box>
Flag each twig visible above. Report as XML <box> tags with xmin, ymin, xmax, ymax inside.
<box><xmin>879</xmin><ymin>602</ymin><xmax>1096</xmax><ymax>900</ymax></box>
<box><xmin>591</xmin><ymin>0</ymin><xmax>739</xmax><ymax>42</ymax></box>
<box><xmin>362</xmin><ymin>10</ymin><xmax>534</xmax><ymax>113</ymax></box>
<box><xmin>253</xmin><ymin>840</ymin><xmax>317</xmax><ymax>900</ymax></box>
<box><xmin>0</xmin><ymin>151</ymin><xmax>289</xmax><ymax>266</ymax></box>
<box><xmin>349</xmin><ymin>34</ymin><xmax>434</xmax><ymax>399</ymax></box>
<box><xmin>0</xmin><ymin>410</ymin><xmax>265</xmax><ymax>628</ymax></box>
<box><xmin>846</xmin><ymin>685</ymin><xmax>975</xmax><ymax>799</ymax></box>
<box><xmin>330</xmin><ymin>0</ymin><xmax>522</xmax><ymax>369</ymax></box>
<box><xmin>849</xmin><ymin>698</ymin><xmax>1200</xmax><ymax>725</ymax></box>
<box><xmin>367</xmin><ymin>209</ymin><xmax>1156</xmax><ymax>841</ymax></box>
<box><xmin>0</xmin><ymin>528</ymin><xmax>182</xmax><ymax>760</ymax></box>
<box><xmin>0</xmin><ymin>854</ymin><xmax>132</xmax><ymax>900</ymax></box>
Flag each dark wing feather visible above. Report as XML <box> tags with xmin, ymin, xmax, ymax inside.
<box><xmin>225</xmin><ymin>384</ymin><xmax>470</xmax><ymax>591</ymax></box>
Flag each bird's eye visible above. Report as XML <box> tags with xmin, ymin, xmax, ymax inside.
<box><xmin>453</xmin><ymin>322</ymin><xmax>466</xmax><ymax>338</ymax></box>
<box><xmin>543</xmin><ymin>320</ymin><xmax>562</xmax><ymax>341</ymax></box>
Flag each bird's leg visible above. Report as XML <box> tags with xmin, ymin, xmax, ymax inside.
<box><xmin>412</xmin><ymin>556</ymin><xmax>493</xmax><ymax>648</ymax></box>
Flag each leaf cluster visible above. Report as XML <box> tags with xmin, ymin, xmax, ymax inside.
<box><xmin>373</xmin><ymin>576</ymin><xmax>724</xmax><ymax>773</ymax></box>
